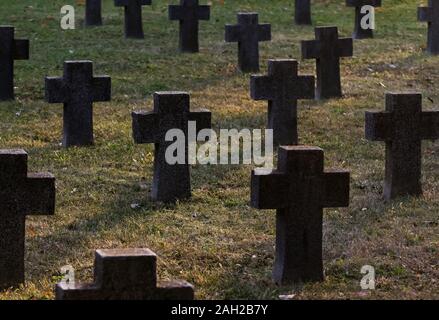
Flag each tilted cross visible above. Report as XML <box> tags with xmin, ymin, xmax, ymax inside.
<box><xmin>295</xmin><ymin>0</ymin><xmax>312</xmax><ymax>25</ymax></box>
<box><xmin>0</xmin><ymin>26</ymin><xmax>29</xmax><ymax>101</ymax></box>
<box><xmin>0</xmin><ymin>149</ymin><xmax>55</xmax><ymax>290</ymax></box>
<box><xmin>114</xmin><ymin>0</ymin><xmax>152</xmax><ymax>38</ymax></box>
<box><xmin>132</xmin><ymin>92</ymin><xmax>211</xmax><ymax>203</ymax></box>
<box><xmin>346</xmin><ymin>0</ymin><xmax>381</xmax><ymax>39</ymax></box>
<box><xmin>251</xmin><ymin>146</ymin><xmax>350</xmax><ymax>285</ymax></box>
<box><xmin>225</xmin><ymin>13</ymin><xmax>271</xmax><ymax>72</ymax></box>
<box><xmin>169</xmin><ymin>0</ymin><xmax>210</xmax><ymax>53</ymax></box>
<box><xmin>56</xmin><ymin>248</ymin><xmax>194</xmax><ymax>300</ymax></box>
<box><xmin>418</xmin><ymin>0</ymin><xmax>439</xmax><ymax>54</ymax></box>
<box><xmin>302</xmin><ymin>27</ymin><xmax>353</xmax><ymax>99</ymax></box>
<box><xmin>365</xmin><ymin>93</ymin><xmax>439</xmax><ymax>200</ymax></box>
<box><xmin>85</xmin><ymin>0</ymin><xmax>103</xmax><ymax>26</ymax></box>
<box><xmin>45</xmin><ymin>60</ymin><xmax>111</xmax><ymax>147</ymax></box>
<box><xmin>250</xmin><ymin>59</ymin><xmax>315</xmax><ymax>146</ymax></box>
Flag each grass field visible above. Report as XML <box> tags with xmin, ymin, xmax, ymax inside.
<box><xmin>0</xmin><ymin>0</ymin><xmax>438</xmax><ymax>299</ymax></box>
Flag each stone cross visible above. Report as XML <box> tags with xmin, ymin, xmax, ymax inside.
<box><xmin>418</xmin><ymin>0</ymin><xmax>439</xmax><ymax>54</ymax></box>
<box><xmin>114</xmin><ymin>0</ymin><xmax>152</xmax><ymax>39</ymax></box>
<box><xmin>132</xmin><ymin>92</ymin><xmax>211</xmax><ymax>203</ymax></box>
<box><xmin>225</xmin><ymin>13</ymin><xmax>271</xmax><ymax>72</ymax></box>
<box><xmin>346</xmin><ymin>0</ymin><xmax>381</xmax><ymax>39</ymax></box>
<box><xmin>251</xmin><ymin>146</ymin><xmax>350</xmax><ymax>285</ymax></box>
<box><xmin>56</xmin><ymin>248</ymin><xmax>194</xmax><ymax>300</ymax></box>
<box><xmin>86</xmin><ymin>0</ymin><xmax>103</xmax><ymax>26</ymax></box>
<box><xmin>302</xmin><ymin>27</ymin><xmax>353</xmax><ymax>100</ymax></box>
<box><xmin>295</xmin><ymin>0</ymin><xmax>312</xmax><ymax>25</ymax></box>
<box><xmin>45</xmin><ymin>60</ymin><xmax>111</xmax><ymax>147</ymax></box>
<box><xmin>250</xmin><ymin>59</ymin><xmax>315</xmax><ymax>146</ymax></box>
<box><xmin>365</xmin><ymin>93</ymin><xmax>439</xmax><ymax>200</ymax></box>
<box><xmin>0</xmin><ymin>26</ymin><xmax>29</xmax><ymax>101</ymax></box>
<box><xmin>169</xmin><ymin>0</ymin><xmax>210</xmax><ymax>53</ymax></box>
<box><xmin>0</xmin><ymin>149</ymin><xmax>55</xmax><ymax>290</ymax></box>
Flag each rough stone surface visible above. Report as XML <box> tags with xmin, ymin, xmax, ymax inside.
<box><xmin>250</xmin><ymin>59</ymin><xmax>314</xmax><ymax>145</ymax></box>
<box><xmin>418</xmin><ymin>0</ymin><xmax>439</xmax><ymax>54</ymax></box>
<box><xmin>169</xmin><ymin>0</ymin><xmax>210</xmax><ymax>53</ymax></box>
<box><xmin>56</xmin><ymin>248</ymin><xmax>195</xmax><ymax>300</ymax></box>
<box><xmin>346</xmin><ymin>0</ymin><xmax>381</xmax><ymax>39</ymax></box>
<box><xmin>45</xmin><ymin>60</ymin><xmax>111</xmax><ymax>147</ymax></box>
<box><xmin>295</xmin><ymin>0</ymin><xmax>312</xmax><ymax>25</ymax></box>
<box><xmin>86</xmin><ymin>0</ymin><xmax>103</xmax><ymax>26</ymax></box>
<box><xmin>0</xmin><ymin>26</ymin><xmax>29</xmax><ymax>101</ymax></box>
<box><xmin>132</xmin><ymin>92</ymin><xmax>211</xmax><ymax>203</ymax></box>
<box><xmin>365</xmin><ymin>93</ymin><xmax>439</xmax><ymax>200</ymax></box>
<box><xmin>225</xmin><ymin>13</ymin><xmax>271</xmax><ymax>72</ymax></box>
<box><xmin>251</xmin><ymin>146</ymin><xmax>350</xmax><ymax>285</ymax></box>
<box><xmin>0</xmin><ymin>149</ymin><xmax>55</xmax><ymax>290</ymax></box>
<box><xmin>114</xmin><ymin>0</ymin><xmax>152</xmax><ymax>39</ymax></box>
<box><xmin>302</xmin><ymin>26</ymin><xmax>353</xmax><ymax>100</ymax></box>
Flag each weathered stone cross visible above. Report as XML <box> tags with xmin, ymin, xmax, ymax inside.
<box><xmin>418</xmin><ymin>0</ymin><xmax>439</xmax><ymax>54</ymax></box>
<box><xmin>0</xmin><ymin>26</ymin><xmax>29</xmax><ymax>101</ymax></box>
<box><xmin>0</xmin><ymin>149</ymin><xmax>55</xmax><ymax>290</ymax></box>
<box><xmin>169</xmin><ymin>0</ymin><xmax>210</xmax><ymax>53</ymax></box>
<box><xmin>45</xmin><ymin>60</ymin><xmax>111</xmax><ymax>147</ymax></box>
<box><xmin>114</xmin><ymin>0</ymin><xmax>152</xmax><ymax>38</ymax></box>
<box><xmin>132</xmin><ymin>92</ymin><xmax>211</xmax><ymax>203</ymax></box>
<box><xmin>365</xmin><ymin>93</ymin><xmax>439</xmax><ymax>200</ymax></box>
<box><xmin>251</xmin><ymin>146</ymin><xmax>350</xmax><ymax>285</ymax></box>
<box><xmin>302</xmin><ymin>27</ymin><xmax>353</xmax><ymax>99</ymax></box>
<box><xmin>295</xmin><ymin>0</ymin><xmax>312</xmax><ymax>25</ymax></box>
<box><xmin>225</xmin><ymin>13</ymin><xmax>271</xmax><ymax>72</ymax></box>
<box><xmin>85</xmin><ymin>0</ymin><xmax>103</xmax><ymax>26</ymax></box>
<box><xmin>346</xmin><ymin>0</ymin><xmax>381</xmax><ymax>39</ymax></box>
<box><xmin>250</xmin><ymin>59</ymin><xmax>315</xmax><ymax>146</ymax></box>
<box><xmin>56</xmin><ymin>248</ymin><xmax>194</xmax><ymax>300</ymax></box>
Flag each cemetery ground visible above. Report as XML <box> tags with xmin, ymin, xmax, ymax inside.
<box><xmin>0</xmin><ymin>0</ymin><xmax>438</xmax><ymax>300</ymax></box>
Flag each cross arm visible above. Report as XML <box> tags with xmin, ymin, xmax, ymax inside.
<box><xmin>251</xmin><ymin>169</ymin><xmax>289</xmax><ymax>209</ymax></box>
<box><xmin>365</xmin><ymin>111</ymin><xmax>392</xmax><ymax>141</ymax></box>
<box><xmin>291</xmin><ymin>75</ymin><xmax>315</xmax><ymax>100</ymax></box>
<box><xmin>197</xmin><ymin>6</ymin><xmax>211</xmax><ymax>20</ymax></box>
<box><xmin>301</xmin><ymin>40</ymin><xmax>321</xmax><ymax>59</ymax></box>
<box><xmin>421</xmin><ymin>111</ymin><xmax>439</xmax><ymax>140</ymax></box>
<box><xmin>322</xmin><ymin>170</ymin><xmax>350</xmax><ymax>208</ymax></box>
<box><xmin>250</xmin><ymin>75</ymin><xmax>274</xmax><ymax>100</ymax></box>
<box><xmin>225</xmin><ymin>25</ymin><xmax>240</xmax><ymax>42</ymax></box>
<box><xmin>188</xmin><ymin>109</ymin><xmax>211</xmax><ymax>133</ymax></box>
<box><xmin>418</xmin><ymin>7</ymin><xmax>432</xmax><ymax>22</ymax></box>
<box><xmin>13</xmin><ymin>39</ymin><xmax>29</xmax><ymax>60</ymax></box>
<box><xmin>155</xmin><ymin>280</ymin><xmax>195</xmax><ymax>300</ymax></box>
<box><xmin>337</xmin><ymin>38</ymin><xmax>354</xmax><ymax>57</ymax></box>
<box><xmin>346</xmin><ymin>0</ymin><xmax>381</xmax><ymax>7</ymax></box>
<box><xmin>114</xmin><ymin>0</ymin><xmax>151</xmax><ymax>6</ymax></box>
<box><xmin>92</xmin><ymin>76</ymin><xmax>111</xmax><ymax>102</ymax></box>
<box><xmin>45</xmin><ymin>77</ymin><xmax>68</xmax><ymax>103</ymax></box>
<box><xmin>22</xmin><ymin>173</ymin><xmax>56</xmax><ymax>216</ymax></box>
<box><xmin>132</xmin><ymin>111</ymin><xmax>160</xmax><ymax>144</ymax></box>
<box><xmin>257</xmin><ymin>24</ymin><xmax>271</xmax><ymax>41</ymax></box>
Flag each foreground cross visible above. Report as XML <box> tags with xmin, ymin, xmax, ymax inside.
<box><xmin>346</xmin><ymin>0</ymin><xmax>381</xmax><ymax>39</ymax></box>
<box><xmin>86</xmin><ymin>0</ymin><xmax>103</xmax><ymax>26</ymax></box>
<box><xmin>302</xmin><ymin>27</ymin><xmax>353</xmax><ymax>99</ymax></box>
<box><xmin>225</xmin><ymin>13</ymin><xmax>271</xmax><ymax>72</ymax></box>
<box><xmin>250</xmin><ymin>59</ymin><xmax>315</xmax><ymax>145</ymax></box>
<box><xmin>169</xmin><ymin>0</ymin><xmax>210</xmax><ymax>53</ymax></box>
<box><xmin>295</xmin><ymin>0</ymin><xmax>312</xmax><ymax>25</ymax></box>
<box><xmin>251</xmin><ymin>146</ymin><xmax>350</xmax><ymax>285</ymax></box>
<box><xmin>56</xmin><ymin>248</ymin><xmax>194</xmax><ymax>300</ymax></box>
<box><xmin>132</xmin><ymin>92</ymin><xmax>211</xmax><ymax>203</ymax></box>
<box><xmin>0</xmin><ymin>150</ymin><xmax>55</xmax><ymax>290</ymax></box>
<box><xmin>365</xmin><ymin>93</ymin><xmax>439</xmax><ymax>200</ymax></box>
<box><xmin>418</xmin><ymin>0</ymin><xmax>439</xmax><ymax>54</ymax></box>
<box><xmin>0</xmin><ymin>26</ymin><xmax>29</xmax><ymax>101</ymax></box>
<box><xmin>45</xmin><ymin>60</ymin><xmax>111</xmax><ymax>147</ymax></box>
<box><xmin>114</xmin><ymin>0</ymin><xmax>152</xmax><ymax>38</ymax></box>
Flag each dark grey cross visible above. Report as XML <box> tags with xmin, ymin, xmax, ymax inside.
<box><xmin>45</xmin><ymin>60</ymin><xmax>111</xmax><ymax>147</ymax></box>
<box><xmin>346</xmin><ymin>0</ymin><xmax>381</xmax><ymax>39</ymax></box>
<box><xmin>302</xmin><ymin>26</ymin><xmax>353</xmax><ymax>100</ymax></box>
<box><xmin>365</xmin><ymin>93</ymin><xmax>439</xmax><ymax>200</ymax></box>
<box><xmin>0</xmin><ymin>149</ymin><xmax>55</xmax><ymax>290</ymax></box>
<box><xmin>295</xmin><ymin>0</ymin><xmax>312</xmax><ymax>25</ymax></box>
<box><xmin>85</xmin><ymin>0</ymin><xmax>103</xmax><ymax>26</ymax></box>
<box><xmin>250</xmin><ymin>59</ymin><xmax>315</xmax><ymax>146</ymax></box>
<box><xmin>225</xmin><ymin>13</ymin><xmax>271</xmax><ymax>72</ymax></box>
<box><xmin>56</xmin><ymin>248</ymin><xmax>194</xmax><ymax>300</ymax></box>
<box><xmin>251</xmin><ymin>146</ymin><xmax>350</xmax><ymax>285</ymax></box>
<box><xmin>132</xmin><ymin>92</ymin><xmax>211</xmax><ymax>203</ymax></box>
<box><xmin>169</xmin><ymin>0</ymin><xmax>210</xmax><ymax>53</ymax></box>
<box><xmin>114</xmin><ymin>0</ymin><xmax>152</xmax><ymax>38</ymax></box>
<box><xmin>418</xmin><ymin>0</ymin><xmax>439</xmax><ymax>54</ymax></box>
<box><xmin>0</xmin><ymin>26</ymin><xmax>29</xmax><ymax>101</ymax></box>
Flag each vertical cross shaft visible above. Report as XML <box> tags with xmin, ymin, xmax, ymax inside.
<box><xmin>86</xmin><ymin>0</ymin><xmax>103</xmax><ymax>26</ymax></box>
<box><xmin>114</xmin><ymin>0</ymin><xmax>152</xmax><ymax>39</ymax></box>
<box><xmin>295</xmin><ymin>0</ymin><xmax>312</xmax><ymax>25</ymax></box>
<box><xmin>418</xmin><ymin>0</ymin><xmax>439</xmax><ymax>54</ymax></box>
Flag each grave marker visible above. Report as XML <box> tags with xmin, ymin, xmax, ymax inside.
<box><xmin>346</xmin><ymin>0</ymin><xmax>381</xmax><ymax>39</ymax></box>
<box><xmin>295</xmin><ymin>0</ymin><xmax>312</xmax><ymax>25</ymax></box>
<box><xmin>86</xmin><ymin>0</ymin><xmax>103</xmax><ymax>26</ymax></box>
<box><xmin>114</xmin><ymin>0</ymin><xmax>152</xmax><ymax>38</ymax></box>
<box><xmin>418</xmin><ymin>0</ymin><xmax>439</xmax><ymax>54</ymax></box>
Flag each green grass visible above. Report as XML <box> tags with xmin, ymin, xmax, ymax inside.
<box><xmin>0</xmin><ymin>0</ymin><xmax>438</xmax><ymax>300</ymax></box>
